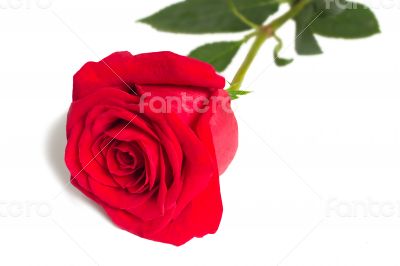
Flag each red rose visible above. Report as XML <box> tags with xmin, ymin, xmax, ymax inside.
<box><xmin>65</xmin><ymin>51</ymin><xmax>238</xmax><ymax>246</ymax></box>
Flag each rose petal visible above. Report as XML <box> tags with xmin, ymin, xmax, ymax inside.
<box><xmin>73</xmin><ymin>52</ymin><xmax>225</xmax><ymax>101</ymax></box>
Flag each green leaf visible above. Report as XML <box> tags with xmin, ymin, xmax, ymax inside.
<box><xmin>273</xmin><ymin>35</ymin><xmax>293</xmax><ymax>67</ymax></box>
<box><xmin>294</xmin><ymin>5</ymin><xmax>323</xmax><ymax>55</ymax></box>
<box><xmin>295</xmin><ymin>29</ymin><xmax>322</xmax><ymax>55</ymax></box>
<box><xmin>275</xmin><ymin>57</ymin><xmax>293</xmax><ymax>67</ymax></box>
<box><xmin>293</xmin><ymin>1</ymin><xmax>379</xmax><ymax>55</ymax></box>
<box><xmin>313</xmin><ymin>0</ymin><xmax>346</xmax><ymax>17</ymax></box>
<box><xmin>226</xmin><ymin>88</ymin><xmax>251</xmax><ymax>100</ymax></box>
<box><xmin>189</xmin><ymin>41</ymin><xmax>242</xmax><ymax>72</ymax></box>
<box><xmin>139</xmin><ymin>0</ymin><xmax>279</xmax><ymax>34</ymax></box>
<box><xmin>312</xmin><ymin>2</ymin><xmax>380</xmax><ymax>38</ymax></box>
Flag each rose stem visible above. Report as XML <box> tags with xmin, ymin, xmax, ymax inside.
<box><xmin>229</xmin><ymin>0</ymin><xmax>311</xmax><ymax>91</ymax></box>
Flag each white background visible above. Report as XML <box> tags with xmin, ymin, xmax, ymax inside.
<box><xmin>0</xmin><ymin>0</ymin><xmax>399</xmax><ymax>265</ymax></box>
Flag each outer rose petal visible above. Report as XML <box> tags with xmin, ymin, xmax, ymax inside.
<box><xmin>152</xmin><ymin>173</ymin><xmax>223</xmax><ymax>246</ymax></box>
<box><xmin>208</xmin><ymin>90</ymin><xmax>238</xmax><ymax>174</ymax></box>
<box><xmin>73</xmin><ymin>51</ymin><xmax>225</xmax><ymax>101</ymax></box>
<box><xmin>103</xmin><ymin>172</ymin><xmax>222</xmax><ymax>246</ymax></box>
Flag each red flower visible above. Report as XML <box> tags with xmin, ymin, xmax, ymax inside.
<box><xmin>65</xmin><ymin>51</ymin><xmax>238</xmax><ymax>246</ymax></box>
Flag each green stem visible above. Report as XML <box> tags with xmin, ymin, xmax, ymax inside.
<box><xmin>268</xmin><ymin>0</ymin><xmax>311</xmax><ymax>31</ymax></box>
<box><xmin>230</xmin><ymin>0</ymin><xmax>311</xmax><ymax>91</ymax></box>
<box><xmin>230</xmin><ymin>33</ymin><xmax>267</xmax><ymax>91</ymax></box>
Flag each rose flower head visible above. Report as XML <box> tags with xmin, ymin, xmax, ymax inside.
<box><xmin>65</xmin><ymin>51</ymin><xmax>238</xmax><ymax>246</ymax></box>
